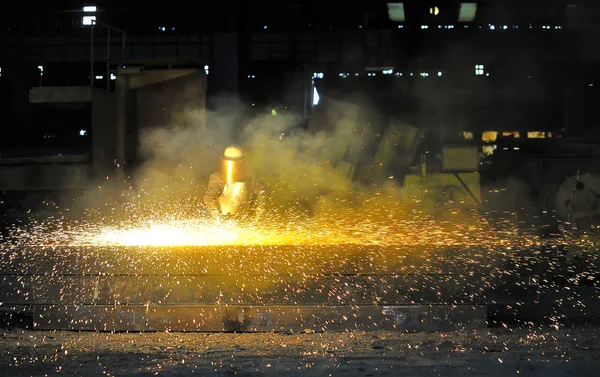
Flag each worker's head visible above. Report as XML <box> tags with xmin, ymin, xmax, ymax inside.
<box><xmin>220</xmin><ymin>145</ymin><xmax>248</xmax><ymax>185</ymax></box>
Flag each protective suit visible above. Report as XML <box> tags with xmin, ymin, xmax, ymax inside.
<box><xmin>202</xmin><ymin>145</ymin><xmax>267</xmax><ymax>221</ymax></box>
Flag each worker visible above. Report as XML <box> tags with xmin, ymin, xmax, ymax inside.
<box><xmin>202</xmin><ymin>145</ymin><xmax>267</xmax><ymax>222</ymax></box>
<box><xmin>569</xmin><ymin>181</ymin><xmax>600</xmax><ymax>233</ymax></box>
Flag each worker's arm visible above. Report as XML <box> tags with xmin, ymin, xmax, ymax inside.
<box><xmin>254</xmin><ymin>179</ymin><xmax>267</xmax><ymax>221</ymax></box>
<box><xmin>202</xmin><ymin>173</ymin><xmax>223</xmax><ymax>218</ymax></box>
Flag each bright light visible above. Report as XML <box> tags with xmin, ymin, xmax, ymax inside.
<box><xmin>312</xmin><ymin>86</ymin><xmax>320</xmax><ymax>106</ymax></box>
<box><xmin>0</xmin><ymin>67</ymin><xmax>2</xmax><ymax>77</ymax></box>
<box><xmin>382</xmin><ymin>69</ymin><xmax>393</xmax><ymax>75</ymax></box>
<box><xmin>458</xmin><ymin>3</ymin><xmax>477</xmax><ymax>22</ymax></box>
<box><xmin>83</xmin><ymin>6</ymin><xmax>96</xmax><ymax>12</ymax></box>
<box><xmin>430</xmin><ymin>6</ymin><xmax>440</xmax><ymax>16</ymax></box>
<box><xmin>83</xmin><ymin>16</ymin><xmax>96</xmax><ymax>25</ymax></box>
<box><xmin>37</xmin><ymin>65</ymin><xmax>43</xmax><ymax>72</ymax></box>
<box><xmin>79</xmin><ymin>129</ymin><xmax>87</xmax><ymax>136</ymax></box>
<box><xmin>475</xmin><ymin>64</ymin><xmax>484</xmax><ymax>75</ymax></box>
<box><xmin>387</xmin><ymin>3</ymin><xmax>405</xmax><ymax>22</ymax></box>
<box><xmin>489</xmin><ymin>25</ymin><xmax>495</xmax><ymax>30</ymax></box>
<box><xmin>313</xmin><ymin>72</ymin><xmax>324</xmax><ymax>79</ymax></box>
<box><xmin>95</xmin><ymin>75</ymin><xmax>103</xmax><ymax>79</ymax></box>
<box><xmin>438</xmin><ymin>71</ymin><xmax>442</xmax><ymax>76</ymax></box>
<box><xmin>110</xmin><ymin>73</ymin><xmax>116</xmax><ymax>80</ymax></box>
<box><xmin>204</xmin><ymin>65</ymin><xmax>209</xmax><ymax>75</ymax></box>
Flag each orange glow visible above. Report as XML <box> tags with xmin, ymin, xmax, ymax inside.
<box><xmin>527</xmin><ymin>131</ymin><xmax>546</xmax><ymax>139</ymax></box>
<box><xmin>481</xmin><ymin>131</ymin><xmax>498</xmax><ymax>142</ymax></box>
<box><xmin>226</xmin><ymin>160</ymin><xmax>234</xmax><ymax>185</ymax></box>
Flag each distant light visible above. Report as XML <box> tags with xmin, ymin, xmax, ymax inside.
<box><xmin>438</xmin><ymin>71</ymin><xmax>442</xmax><ymax>76</ymax></box>
<box><xmin>271</xmin><ymin>109</ymin><xmax>277</xmax><ymax>116</ymax></box>
<box><xmin>110</xmin><ymin>73</ymin><xmax>116</xmax><ymax>80</ymax></box>
<box><xmin>313</xmin><ymin>72</ymin><xmax>324</xmax><ymax>79</ymax></box>
<box><xmin>79</xmin><ymin>129</ymin><xmax>87</xmax><ymax>136</ymax></box>
<box><xmin>82</xmin><ymin>16</ymin><xmax>96</xmax><ymax>25</ymax></box>
<box><xmin>503</xmin><ymin>25</ymin><xmax>507</xmax><ymax>29</ymax></box>
<box><xmin>83</xmin><ymin>6</ymin><xmax>97</xmax><ymax>12</ymax></box>
<box><xmin>95</xmin><ymin>75</ymin><xmax>103</xmax><ymax>79</ymax></box>
<box><xmin>37</xmin><ymin>65</ymin><xmax>43</xmax><ymax>72</ymax></box>
<box><xmin>430</xmin><ymin>6</ymin><xmax>440</xmax><ymax>16</ymax></box>
<box><xmin>204</xmin><ymin>65</ymin><xmax>209</xmax><ymax>75</ymax></box>
<box><xmin>397</xmin><ymin>25</ymin><xmax>404</xmax><ymax>29</ymax></box>
<box><xmin>387</xmin><ymin>3</ymin><xmax>405</xmax><ymax>22</ymax></box>
<box><xmin>489</xmin><ymin>25</ymin><xmax>495</xmax><ymax>30</ymax></box>
<box><xmin>263</xmin><ymin>25</ymin><xmax>267</xmax><ymax>29</ymax></box>
<box><xmin>312</xmin><ymin>86</ymin><xmax>320</xmax><ymax>106</ymax></box>
<box><xmin>458</xmin><ymin>3</ymin><xmax>477</xmax><ymax>22</ymax></box>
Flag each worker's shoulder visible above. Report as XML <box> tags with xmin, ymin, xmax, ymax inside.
<box><xmin>208</xmin><ymin>171</ymin><xmax>224</xmax><ymax>182</ymax></box>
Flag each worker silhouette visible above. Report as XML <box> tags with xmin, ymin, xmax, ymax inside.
<box><xmin>203</xmin><ymin>145</ymin><xmax>267</xmax><ymax>222</ymax></box>
<box><xmin>567</xmin><ymin>181</ymin><xmax>600</xmax><ymax>233</ymax></box>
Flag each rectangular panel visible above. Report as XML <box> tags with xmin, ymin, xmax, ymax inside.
<box><xmin>43</xmin><ymin>45</ymin><xmax>65</xmax><ymax>62</ymax></box>
<box><xmin>252</xmin><ymin>33</ymin><xmax>288</xmax><ymax>42</ymax></box>
<box><xmin>155</xmin><ymin>44</ymin><xmax>176</xmax><ymax>58</ymax></box>
<box><xmin>441</xmin><ymin>146</ymin><xmax>480</xmax><ymax>171</ymax></box>
<box><xmin>32</xmin><ymin>304</ymin><xmax>488</xmax><ymax>332</ymax></box>
<box><xmin>131</xmin><ymin>45</ymin><xmax>154</xmax><ymax>59</ymax></box>
<box><xmin>316</xmin><ymin>44</ymin><xmax>339</xmax><ymax>62</ymax></box>
<box><xmin>0</xmin><ymin>164</ymin><xmax>93</xmax><ymax>190</ymax></box>
<box><xmin>251</xmin><ymin>43</ymin><xmax>269</xmax><ymax>60</ymax></box>
<box><xmin>0</xmin><ymin>245</ymin><xmax>505</xmax><ymax>275</ymax></box>
<box><xmin>20</xmin><ymin>274</ymin><xmax>491</xmax><ymax>306</ymax></box>
<box><xmin>24</xmin><ymin>45</ymin><xmax>43</xmax><ymax>61</ymax></box>
<box><xmin>178</xmin><ymin>44</ymin><xmax>200</xmax><ymax>57</ymax></box>
<box><xmin>65</xmin><ymin>46</ymin><xmax>87</xmax><ymax>61</ymax></box>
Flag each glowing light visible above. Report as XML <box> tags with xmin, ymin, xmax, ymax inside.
<box><xmin>387</xmin><ymin>3</ymin><xmax>405</xmax><ymax>22</ymax></box>
<box><xmin>459</xmin><ymin>3</ymin><xmax>477</xmax><ymax>22</ymax></box>
<box><xmin>82</xmin><ymin>16</ymin><xmax>96</xmax><ymax>25</ymax></box>
<box><xmin>313</xmin><ymin>86</ymin><xmax>320</xmax><ymax>106</ymax></box>
<box><xmin>223</xmin><ymin>145</ymin><xmax>244</xmax><ymax>159</ymax></box>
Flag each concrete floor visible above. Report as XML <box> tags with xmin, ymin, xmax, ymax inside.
<box><xmin>0</xmin><ymin>327</ymin><xmax>599</xmax><ymax>376</ymax></box>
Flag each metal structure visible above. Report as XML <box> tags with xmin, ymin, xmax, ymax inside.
<box><xmin>90</xmin><ymin>19</ymin><xmax>127</xmax><ymax>90</ymax></box>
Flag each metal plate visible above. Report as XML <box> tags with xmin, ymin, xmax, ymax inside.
<box><xmin>32</xmin><ymin>304</ymin><xmax>488</xmax><ymax>332</ymax></box>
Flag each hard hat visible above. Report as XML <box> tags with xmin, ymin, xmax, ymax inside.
<box><xmin>223</xmin><ymin>145</ymin><xmax>245</xmax><ymax>160</ymax></box>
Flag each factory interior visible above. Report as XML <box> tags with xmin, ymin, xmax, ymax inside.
<box><xmin>0</xmin><ymin>1</ymin><xmax>599</xmax><ymax>376</ymax></box>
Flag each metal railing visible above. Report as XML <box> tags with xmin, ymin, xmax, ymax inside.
<box><xmin>90</xmin><ymin>20</ymin><xmax>127</xmax><ymax>90</ymax></box>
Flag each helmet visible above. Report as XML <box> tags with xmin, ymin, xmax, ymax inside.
<box><xmin>220</xmin><ymin>145</ymin><xmax>248</xmax><ymax>185</ymax></box>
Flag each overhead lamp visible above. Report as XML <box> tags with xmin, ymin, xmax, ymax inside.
<box><xmin>387</xmin><ymin>3</ymin><xmax>405</xmax><ymax>22</ymax></box>
<box><xmin>459</xmin><ymin>3</ymin><xmax>478</xmax><ymax>22</ymax></box>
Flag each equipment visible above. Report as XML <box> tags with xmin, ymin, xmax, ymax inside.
<box><xmin>203</xmin><ymin>145</ymin><xmax>266</xmax><ymax>220</ymax></box>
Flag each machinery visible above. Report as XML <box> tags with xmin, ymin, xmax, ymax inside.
<box><xmin>306</xmin><ymin>99</ymin><xmax>482</xmax><ymax>209</ymax></box>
